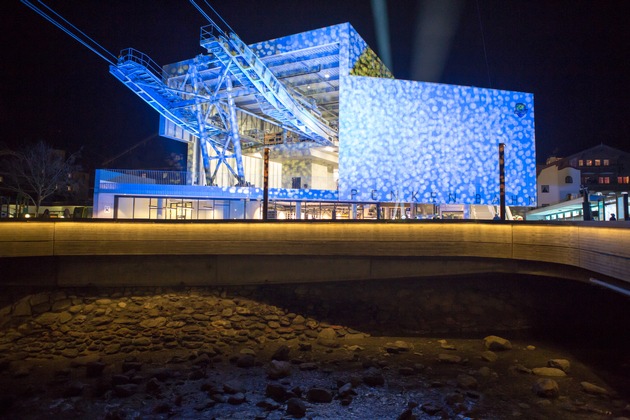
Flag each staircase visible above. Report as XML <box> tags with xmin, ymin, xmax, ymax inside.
<box><xmin>109</xmin><ymin>48</ymin><xmax>222</xmax><ymax>142</ymax></box>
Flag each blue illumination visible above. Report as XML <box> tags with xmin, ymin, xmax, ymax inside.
<box><xmin>338</xmin><ymin>77</ymin><xmax>536</xmax><ymax>206</ymax></box>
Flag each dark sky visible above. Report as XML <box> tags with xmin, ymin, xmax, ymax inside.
<box><xmin>2</xmin><ymin>0</ymin><xmax>629</xmax><ymax>170</ymax></box>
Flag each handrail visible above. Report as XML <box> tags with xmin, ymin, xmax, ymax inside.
<box><xmin>117</xmin><ymin>48</ymin><xmax>165</xmax><ymax>80</ymax></box>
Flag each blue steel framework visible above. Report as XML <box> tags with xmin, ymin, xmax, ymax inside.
<box><xmin>111</xmin><ymin>6</ymin><xmax>343</xmax><ymax>187</ymax></box>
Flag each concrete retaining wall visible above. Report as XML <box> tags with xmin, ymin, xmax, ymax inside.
<box><xmin>1</xmin><ymin>221</ymin><xmax>628</xmax><ymax>287</ymax></box>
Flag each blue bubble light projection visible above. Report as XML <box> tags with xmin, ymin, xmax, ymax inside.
<box><xmin>338</xmin><ymin>76</ymin><xmax>536</xmax><ymax>206</ymax></box>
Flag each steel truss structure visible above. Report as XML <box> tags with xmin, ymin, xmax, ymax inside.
<box><xmin>110</xmin><ymin>3</ymin><xmax>339</xmax><ymax>186</ymax></box>
<box><xmin>23</xmin><ymin>0</ymin><xmax>341</xmax><ymax>187</ymax></box>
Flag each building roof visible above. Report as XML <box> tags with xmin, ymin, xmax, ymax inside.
<box><xmin>538</xmin><ymin>143</ymin><xmax>630</xmax><ymax>175</ymax></box>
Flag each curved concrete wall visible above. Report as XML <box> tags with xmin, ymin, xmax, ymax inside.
<box><xmin>1</xmin><ymin>221</ymin><xmax>628</xmax><ymax>287</ymax></box>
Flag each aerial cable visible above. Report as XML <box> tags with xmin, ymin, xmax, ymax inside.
<box><xmin>201</xmin><ymin>0</ymin><xmax>238</xmax><ymax>35</ymax></box>
<box><xmin>475</xmin><ymin>0</ymin><xmax>492</xmax><ymax>88</ymax></box>
<box><xmin>188</xmin><ymin>0</ymin><xmax>236</xmax><ymax>37</ymax></box>
<box><xmin>21</xmin><ymin>0</ymin><xmax>118</xmax><ymax>66</ymax></box>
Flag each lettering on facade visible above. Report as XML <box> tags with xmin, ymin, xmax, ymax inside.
<box><xmin>345</xmin><ymin>187</ymin><xmax>531</xmax><ymax>205</ymax></box>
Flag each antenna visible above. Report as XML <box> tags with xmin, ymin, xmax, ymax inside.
<box><xmin>21</xmin><ymin>0</ymin><xmax>118</xmax><ymax>66</ymax></box>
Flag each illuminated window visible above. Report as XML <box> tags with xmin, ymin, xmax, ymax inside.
<box><xmin>595</xmin><ymin>159</ymin><xmax>601</xmax><ymax>166</ymax></box>
<box><xmin>618</xmin><ymin>176</ymin><xmax>630</xmax><ymax>184</ymax></box>
<box><xmin>586</xmin><ymin>160</ymin><xmax>593</xmax><ymax>166</ymax></box>
<box><xmin>565</xmin><ymin>176</ymin><xmax>573</xmax><ymax>184</ymax></box>
<box><xmin>598</xmin><ymin>176</ymin><xmax>610</xmax><ymax>184</ymax></box>
<box><xmin>578</xmin><ymin>160</ymin><xmax>584</xmax><ymax>166</ymax></box>
<box><xmin>603</xmin><ymin>159</ymin><xmax>610</xmax><ymax>166</ymax></box>
<box><xmin>541</xmin><ymin>185</ymin><xmax>550</xmax><ymax>193</ymax></box>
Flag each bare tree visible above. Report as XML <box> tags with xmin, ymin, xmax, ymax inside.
<box><xmin>0</xmin><ymin>141</ymin><xmax>81</xmax><ymax>217</ymax></box>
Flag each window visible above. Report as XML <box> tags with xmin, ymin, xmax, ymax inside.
<box><xmin>603</xmin><ymin>159</ymin><xmax>610</xmax><ymax>166</ymax></box>
<box><xmin>578</xmin><ymin>160</ymin><xmax>584</xmax><ymax>166</ymax></box>
<box><xmin>541</xmin><ymin>185</ymin><xmax>550</xmax><ymax>193</ymax></box>
<box><xmin>595</xmin><ymin>159</ymin><xmax>601</xmax><ymax>166</ymax></box>
<box><xmin>564</xmin><ymin>176</ymin><xmax>573</xmax><ymax>184</ymax></box>
<box><xmin>618</xmin><ymin>176</ymin><xmax>630</xmax><ymax>184</ymax></box>
<box><xmin>598</xmin><ymin>176</ymin><xmax>610</xmax><ymax>184</ymax></box>
<box><xmin>586</xmin><ymin>160</ymin><xmax>593</xmax><ymax>166</ymax></box>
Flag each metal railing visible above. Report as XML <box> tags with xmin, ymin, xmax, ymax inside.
<box><xmin>117</xmin><ymin>48</ymin><xmax>165</xmax><ymax>80</ymax></box>
<box><xmin>98</xmin><ymin>169</ymin><xmax>188</xmax><ymax>186</ymax></box>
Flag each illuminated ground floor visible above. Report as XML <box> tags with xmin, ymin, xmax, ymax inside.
<box><xmin>93</xmin><ymin>169</ymin><xmax>528</xmax><ymax>220</ymax></box>
<box><xmin>99</xmin><ymin>193</ymin><xmax>524</xmax><ymax>221</ymax></box>
<box><xmin>525</xmin><ymin>192</ymin><xmax>629</xmax><ymax>221</ymax></box>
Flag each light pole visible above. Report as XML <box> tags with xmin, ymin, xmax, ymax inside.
<box><xmin>580</xmin><ymin>185</ymin><xmax>591</xmax><ymax>221</ymax></box>
<box><xmin>498</xmin><ymin>143</ymin><xmax>506</xmax><ymax>220</ymax></box>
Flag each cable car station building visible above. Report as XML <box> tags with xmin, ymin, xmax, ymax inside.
<box><xmin>93</xmin><ymin>22</ymin><xmax>536</xmax><ymax>220</ymax></box>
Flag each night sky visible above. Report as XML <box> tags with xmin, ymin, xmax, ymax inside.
<box><xmin>2</xmin><ymin>0</ymin><xmax>628</xmax><ymax>171</ymax></box>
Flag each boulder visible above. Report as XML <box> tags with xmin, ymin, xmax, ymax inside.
<box><xmin>421</xmin><ymin>402</ymin><xmax>443</xmax><ymax>415</ymax></box>
<box><xmin>317</xmin><ymin>328</ymin><xmax>339</xmax><ymax>348</ymax></box>
<box><xmin>338</xmin><ymin>382</ymin><xmax>356</xmax><ymax>398</ymax></box>
<box><xmin>266</xmin><ymin>383</ymin><xmax>289</xmax><ymax>403</ymax></box>
<box><xmin>272</xmin><ymin>344</ymin><xmax>291</xmax><ymax>361</ymax></box>
<box><xmin>580</xmin><ymin>381</ymin><xmax>609</xmax><ymax>396</ymax></box>
<box><xmin>481</xmin><ymin>350</ymin><xmax>498</xmax><ymax>362</ymax></box>
<box><xmin>223</xmin><ymin>380</ymin><xmax>245</xmax><ymax>394</ymax></box>
<box><xmin>256</xmin><ymin>398</ymin><xmax>281</xmax><ymax>411</ymax></box>
<box><xmin>397</xmin><ymin>408</ymin><xmax>417</xmax><ymax>420</ymax></box>
<box><xmin>483</xmin><ymin>335</ymin><xmax>512</xmax><ymax>351</ymax></box>
<box><xmin>457</xmin><ymin>374</ymin><xmax>478</xmax><ymax>390</ymax></box>
<box><xmin>236</xmin><ymin>354</ymin><xmax>256</xmax><ymax>368</ymax></box>
<box><xmin>267</xmin><ymin>360</ymin><xmax>291</xmax><ymax>379</ymax></box>
<box><xmin>384</xmin><ymin>340</ymin><xmax>414</xmax><ymax>353</ymax></box>
<box><xmin>437</xmin><ymin>354</ymin><xmax>462</xmax><ymax>364</ymax></box>
<box><xmin>286</xmin><ymin>397</ymin><xmax>307</xmax><ymax>418</ymax></box>
<box><xmin>547</xmin><ymin>359</ymin><xmax>571</xmax><ymax>373</ymax></box>
<box><xmin>362</xmin><ymin>367</ymin><xmax>385</xmax><ymax>386</ymax></box>
<box><xmin>227</xmin><ymin>393</ymin><xmax>246</xmax><ymax>405</ymax></box>
<box><xmin>307</xmin><ymin>387</ymin><xmax>333</xmax><ymax>403</ymax></box>
<box><xmin>532</xmin><ymin>378</ymin><xmax>559</xmax><ymax>398</ymax></box>
<box><xmin>532</xmin><ymin>367</ymin><xmax>566</xmax><ymax>377</ymax></box>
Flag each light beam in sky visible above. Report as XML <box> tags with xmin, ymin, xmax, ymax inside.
<box><xmin>411</xmin><ymin>0</ymin><xmax>464</xmax><ymax>82</ymax></box>
<box><xmin>371</xmin><ymin>0</ymin><xmax>393</xmax><ymax>72</ymax></box>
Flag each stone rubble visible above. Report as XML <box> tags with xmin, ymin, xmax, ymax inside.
<box><xmin>0</xmin><ymin>286</ymin><xmax>627</xmax><ymax>419</ymax></box>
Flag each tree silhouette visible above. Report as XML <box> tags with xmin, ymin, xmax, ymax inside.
<box><xmin>0</xmin><ymin>141</ymin><xmax>81</xmax><ymax>217</ymax></box>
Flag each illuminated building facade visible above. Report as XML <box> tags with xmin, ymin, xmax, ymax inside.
<box><xmin>94</xmin><ymin>22</ymin><xmax>536</xmax><ymax>220</ymax></box>
<box><xmin>527</xmin><ymin>144</ymin><xmax>630</xmax><ymax>221</ymax></box>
